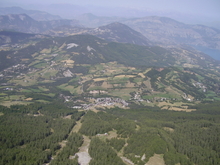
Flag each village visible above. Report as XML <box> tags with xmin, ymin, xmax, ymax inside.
<box><xmin>1</xmin><ymin>64</ymin><xmax>28</xmax><ymax>77</ymax></box>
<box><xmin>64</xmin><ymin>95</ymin><xmax>129</xmax><ymax>110</ymax></box>
<box><xmin>192</xmin><ymin>82</ymin><xmax>207</xmax><ymax>92</ymax></box>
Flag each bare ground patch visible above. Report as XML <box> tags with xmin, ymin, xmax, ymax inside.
<box><xmin>63</xmin><ymin>115</ymin><xmax>72</xmax><ymax>119</ymax></box>
<box><xmin>163</xmin><ymin>127</ymin><xmax>174</xmax><ymax>133</ymax></box>
<box><xmin>138</xmin><ymin>73</ymin><xmax>146</xmax><ymax>78</ymax></box>
<box><xmin>76</xmin><ymin>135</ymin><xmax>92</xmax><ymax>165</ymax></box>
<box><xmin>145</xmin><ymin>154</ymin><xmax>165</xmax><ymax>165</ymax></box>
<box><xmin>25</xmin><ymin>98</ymin><xmax>33</xmax><ymax>101</ymax></box>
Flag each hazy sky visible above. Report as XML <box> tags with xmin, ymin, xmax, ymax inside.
<box><xmin>1</xmin><ymin>0</ymin><xmax>220</xmax><ymax>20</ymax></box>
<box><xmin>2</xmin><ymin>0</ymin><xmax>219</xmax><ymax>13</ymax></box>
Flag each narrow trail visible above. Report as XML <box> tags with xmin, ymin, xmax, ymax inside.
<box><xmin>118</xmin><ymin>141</ymin><xmax>134</xmax><ymax>165</ymax></box>
<box><xmin>71</xmin><ymin>118</ymin><xmax>83</xmax><ymax>133</ymax></box>
<box><xmin>71</xmin><ymin>115</ymin><xmax>92</xmax><ymax>165</ymax></box>
<box><xmin>47</xmin><ymin>114</ymin><xmax>92</xmax><ymax>165</ymax></box>
<box><xmin>76</xmin><ymin>135</ymin><xmax>92</xmax><ymax>165</ymax></box>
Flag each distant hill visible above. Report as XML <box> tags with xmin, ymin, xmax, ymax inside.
<box><xmin>1</xmin><ymin>34</ymin><xmax>218</xmax><ymax>71</ymax></box>
<box><xmin>0</xmin><ymin>6</ymin><xmax>61</xmax><ymax>21</ymax></box>
<box><xmin>0</xmin><ymin>31</ymin><xmax>47</xmax><ymax>45</ymax></box>
<box><xmin>47</xmin><ymin>22</ymin><xmax>151</xmax><ymax>46</ymax></box>
<box><xmin>86</xmin><ymin>22</ymin><xmax>150</xmax><ymax>46</ymax></box>
<box><xmin>0</xmin><ymin>14</ymin><xmax>81</xmax><ymax>34</ymax></box>
<box><xmin>76</xmin><ymin>14</ymin><xmax>220</xmax><ymax>52</ymax></box>
<box><xmin>76</xmin><ymin>13</ymin><xmax>126</xmax><ymax>28</ymax></box>
<box><xmin>122</xmin><ymin>16</ymin><xmax>220</xmax><ymax>50</ymax></box>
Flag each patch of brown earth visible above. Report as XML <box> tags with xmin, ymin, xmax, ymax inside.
<box><xmin>146</xmin><ymin>154</ymin><xmax>165</xmax><ymax>165</ymax></box>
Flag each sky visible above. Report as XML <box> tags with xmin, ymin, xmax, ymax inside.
<box><xmin>1</xmin><ymin>0</ymin><xmax>220</xmax><ymax>21</ymax></box>
<box><xmin>2</xmin><ymin>0</ymin><xmax>220</xmax><ymax>14</ymax></box>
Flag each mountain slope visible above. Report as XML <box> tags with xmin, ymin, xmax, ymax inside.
<box><xmin>0</xmin><ymin>14</ymin><xmax>80</xmax><ymax>34</ymax></box>
<box><xmin>45</xmin><ymin>22</ymin><xmax>151</xmax><ymax>46</ymax></box>
<box><xmin>0</xmin><ymin>31</ymin><xmax>47</xmax><ymax>45</ymax></box>
<box><xmin>86</xmin><ymin>22</ymin><xmax>150</xmax><ymax>46</ymax></box>
<box><xmin>0</xmin><ymin>6</ymin><xmax>61</xmax><ymax>21</ymax></box>
<box><xmin>2</xmin><ymin>34</ymin><xmax>218</xmax><ymax>70</ymax></box>
<box><xmin>0</xmin><ymin>34</ymin><xmax>220</xmax><ymax>108</ymax></box>
<box><xmin>75</xmin><ymin>14</ymin><xmax>220</xmax><ymax>52</ymax></box>
<box><xmin>122</xmin><ymin>16</ymin><xmax>220</xmax><ymax>50</ymax></box>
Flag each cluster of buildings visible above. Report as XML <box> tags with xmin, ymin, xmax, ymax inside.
<box><xmin>1</xmin><ymin>64</ymin><xmax>27</xmax><ymax>76</ymax></box>
<box><xmin>192</xmin><ymin>82</ymin><xmax>207</xmax><ymax>92</ymax></box>
<box><xmin>72</xmin><ymin>97</ymin><xmax>128</xmax><ymax>110</ymax></box>
<box><xmin>60</xmin><ymin>93</ymin><xmax>129</xmax><ymax>110</ymax></box>
<box><xmin>182</xmin><ymin>93</ymin><xmax>192</xmax><ymax>101</ymax></box>
<box><xmin>132</xmin><ymin>92</ymin><xmax>144</xmax><ymax>102</ymax></box>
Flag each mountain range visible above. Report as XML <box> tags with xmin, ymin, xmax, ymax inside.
<box><xmin>46</xmin><ymin>22</ymin><xmax>151</xmax><ymax>46</ymax></box>
<box><xmin>1</xmin><ymin>11</ymin><xmax>220</xmax><ymax>57</ymax></box>
<box><xmin>0</xmin><ymin>14</ymin><xmax>80</xmax><ymax>34</ymax></box>
<box><xmin>76</xmin><ymin>13</ymin><xmax>220</xmax><ymax>50</ymax></box>
<box><xmin>122</xmin><ymin>16</ymin><xmax>220</xmax><ymax>50</ymax></box>
<box><xmin>0</xmin><ymin>6</ymin><xmax>61</xmax><ymax>21</ymax></box>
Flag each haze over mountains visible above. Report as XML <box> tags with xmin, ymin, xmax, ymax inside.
<box><xmin>0</xmin><ymin>13</ymin><xmax>80</xmax><ymax>34</ymax></box>
<box><xmin>0</xmin><ymin>6</ymin><xmax>61</xmax><ymax>21</ymax></box>
<box><xmin>0</xmin><ymin>6</ymin><xmax>220</xmax><ymax>60</ymax></box>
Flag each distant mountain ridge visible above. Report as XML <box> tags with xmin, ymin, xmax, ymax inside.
<box><xmin>76</xmin><ymin>13</ymin><xmax>126</xmax><ymax>28</ymax></box>
<box><xmin>0</xmin><ymin>31</ymin><xmax>47</xmax><ymax>45</ymax></box>
<box><xmin>0</xmin><ymin>14</ymin><xmax>81</xmax><ymax>34</ymax></box>
<box><xmin>0</xmin><ymin>6</ymin><xmax>61</xmax><ymax>21</ymax></box>
<box><xmin>1</xmin><ymin>12</ymin><xmax>220</xmax><ymax>60</ymax></box>
<box><xmin>42</xmin><ymin>22</ymin><xmax>151</xmax><ymax>46</ymax></box>
<box><xmin>122</xmin><ymin>16</ymin><xmax>220</xmax><ymax>50</ymax></box>
<box><xmin>76</xmin><ymin>14</ymin><xmax>220</xmax><ymax>51</ymax></box>
<box><xmin>86</xmin><ymin>22</ymin><xmax>151</xmax><ymax>46</ymax></box>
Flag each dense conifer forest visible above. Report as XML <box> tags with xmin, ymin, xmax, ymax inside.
<box><xmin>0</xmin><ymin>102</ymin><xmax>82</xmax><ymax>165</ymax></box>
<box><xmin>1</xmin><ymin>101</ymin><xmax>220</xmax><ymax>164</ymax></box>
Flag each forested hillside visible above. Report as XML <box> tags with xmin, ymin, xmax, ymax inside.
<box><xmin>1</xmin><ymin>101</ymin><xmax>220</xmax><ymax>164</ymax></box>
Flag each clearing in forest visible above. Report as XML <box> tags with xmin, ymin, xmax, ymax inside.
<box><xmin>71</xmin><ymin>119</ymin><xmax>83</xmax><ymax>133</ymax></box>
<box><xmin>76</xmin><ymin>136</ymin><xmax>92</xmax><ymax>165</ymax></box>
<box><xmin>145</xmin><ymin>154</ymin><xmax>165</xmax><ymax>165</ymax></box>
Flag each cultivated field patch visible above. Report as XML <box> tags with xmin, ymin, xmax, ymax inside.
<box><xmin>93</xmin><ymin>78</ymin><xmax>107</xmax><ymax>82</ymax></box>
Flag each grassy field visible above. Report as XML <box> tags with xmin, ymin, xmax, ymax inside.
<box><xmin>108</xmin><ymin>77</ymin><xmax>129</xmax><ymax>84</ymax></box>
<box><xmin>40</xmin><ymin>48</ymin><xmax>52</xmax><ymax>54</ymax></box>
<box><xmin>158</xmin><ymin>101</ymin><xmax>196</xmax><ymax>112</ymax></box>
<box><xmin>142</xmin><ymin>93</ymin><xmax>178</xmax><ymax>100</ymax></box>
<box><xmin>58</xmin><ymin>84</ymin><xmax>82</xmax><ymax>94</ymax></box>
<box><xmin>109</xmin><ymin>88</ymin><xmax>137</xmax><ymax>100</ymax></box>
<box><xmin>0</xmin><ymin>101</ymin><xmax>31</xmax><ymax>107</ymax></box>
